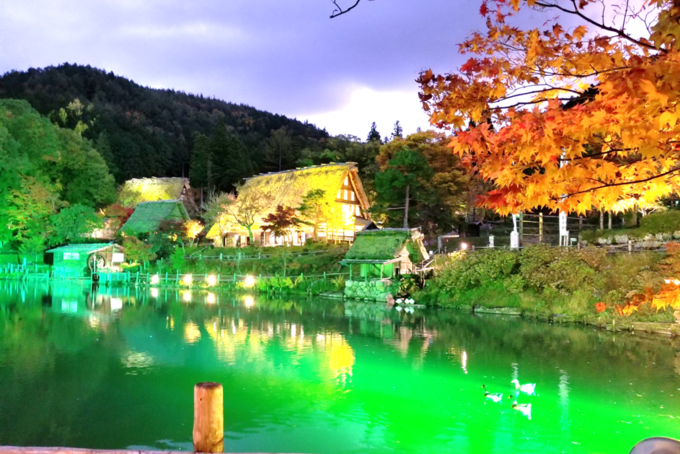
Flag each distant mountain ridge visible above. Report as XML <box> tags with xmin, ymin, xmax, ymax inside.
<box><xmin>0</xmin><ymin>63</ymin><xmax>330</xmax><ymax>183</ymax></box>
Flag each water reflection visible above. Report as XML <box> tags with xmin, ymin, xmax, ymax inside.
<box><xmin>0</xmin><ymin>281</ymin><xmax>679</xmax><ymax>454</ymax></box>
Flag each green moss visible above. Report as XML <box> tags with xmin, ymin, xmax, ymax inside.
<box><xmin>344</xmin><ymin>230</ymin><xmax>411</xmax><ymax>261</ymax></box>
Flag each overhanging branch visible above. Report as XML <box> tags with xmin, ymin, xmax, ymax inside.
<box><xmin>330</xmin><ymin>0</ymin><xmax>362</xmax><ymax>18</ymax></box>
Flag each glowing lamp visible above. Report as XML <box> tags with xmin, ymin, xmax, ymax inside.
<box><xmin>460</xmin><ymin>242</ymin><xmax>468</xmax><ymax>250</ymax></box>
<box><xmin>665</xmin><ymin>279</ymin><xmax>672</xmax><ymax>284</ymax></box>
<box><xmin>207</xmin><ymin>292</ymin><xmax>216</xmax><ymax>304</ymax></box>
<box><xmin>207</xmin><ymin>275</ymin><xmax>217</xmax><ymax>287</ymax></box>
<box><xmin>183</xmin><ymin>291</ymin><xmax>192</xmax><ymax>302</ymax></box>
<box><xmin>245</xmin><ymin>296</ymin><xmax>254</xmax><ymax>308</ymax></box>
<box><xmin>675</xmin><ymin>280</ymin><xmax>680</xmax><ymax>286</ymax></box>
<box><xmin>151</xmin><ymin>288</ymin><xmax>159</xmax><ymax>298</ymax></box>
<box><xmin>110</xmin><ymin>297</ymin><xmax>123</xmax><ymax>311</ymax></box>
<box><xmin>244</xmin><ymin>275</ymin><xmax>256</xmax><ymax>288</ymax></box>
<box><xmin>150</xmin><ymin>274</ymin><xmax>160</xmax><ymax>285</ymax></box>
<box><xmin>183</xmin><ymin>274</ymin><xmax>193</xmax><ymax>286</ymax></box>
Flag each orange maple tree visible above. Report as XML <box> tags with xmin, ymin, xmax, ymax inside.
<box><xmin>418</xmin><ymin>0</ymin><xmax>680</xmax><ymax>215</ymax></box>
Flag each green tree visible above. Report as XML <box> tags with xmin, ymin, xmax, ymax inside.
<box><xmin>190</xmin><ymin>133</ymin><xmax>214</xmax><ymax>193</ymax></box>
<box><xmin>374</xmin><ymin>148</ymin><xmax>433</xmax><ymax>229</ymax></box>
<box><xmin>57</xmin><ymin>128</ymin><xmax>117</xmax><ymax>207</ymax></box>
<box><xmin>264</xmin><ymin>127</ymin><xmax>295</xmax><ymax>171</ymax></box>
<box><xmin>227</xmin><ymin>185</ymin><xmax>270</xmax><ymax>245</ymax></box>
<box><xmin>204</xmin><ymin>192</ymin><xmax>237</xmax><ymax>247</ymax></box>
<box><xmin>122</xmin><ymin>236</ymin><xmax>157</xmax><ymax>267</ymax></box>
<box><xmin>49</xmin><ymin>204</ymin><xmax>103</xmax><ymax>246</ymax></box>
<box><xmin>377</xmin><ymin>131</ymin><xmax>470</xmax><ymax>233</ymax></box>
<box><xmin>297</xmin><ymin>189</ymin><xmax>333</xmax><ymax>241</ymax></box>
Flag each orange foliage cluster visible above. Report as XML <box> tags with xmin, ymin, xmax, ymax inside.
<box><xmin>418</xmin><ymin>0</ymin><xmax>680</xmax><ymax>215</ymax></box>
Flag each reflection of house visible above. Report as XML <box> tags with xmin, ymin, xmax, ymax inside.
<box><xmin>45</xmin><ymin>243</ymin><xmax>125</xmax><ymax>273</ymax></box>
<box><xmin>118</xmin><ymin>177</ymin><xmax>198</xmax><ymax>214</ymax></box>
<box><xmin>211</xmin><ymin>162</ymin><xmax>372</xmax><ymax>246</ymax></box>
<box><xmin>121</xmin><ymin>200</ymin><xmax>190</xmax><ymax>235</ymax></box>
<box><xmin>341</xmin><ymin>228</ymin><xmax>430</xmax><ymax>278</ymax></box>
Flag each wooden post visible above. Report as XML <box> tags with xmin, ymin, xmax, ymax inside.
<box><xmin>538</xmin><ymin>213</ymin><xmax>543</xmax><ymax>243</ymax></box>
<box><xmin>600</xmin><ymin>210</ymin><xmax>604</xmax><ymax>230</ymax></box>
<box><xmin>608</xmin><ymin>211</ymin><xmax>613</xmax><ymax>230</ymax></box>
<box><xmin>519</xmin><ymin>212</ymin><xmax>524</xmax><ymax>240</ymax></box>
<box><xmin>579</xmin><ymin>216</ymin><xmax>583</xmax><ymax>231</ymax></box>
<box><xmin>193</xmin><ymin>382</ymin><xmax>224</xmax><ymax>453</ymax></box>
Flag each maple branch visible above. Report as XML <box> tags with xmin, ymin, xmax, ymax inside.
<box><xmin>534</xmin><ymin>0</ymin><xmax>661</xmax><ymax>52</ymax></box>
<box><xmin>534</xmin><ymin>66</ymin><xmax>630</xmax><ymax>78</ymax></box>
<box><xmin>499</xmin><ymin>86</ymin><xmax>582</xmax><ymax>101</ymax></box>
<box><xmin>492</xmin><ymin>97</ymin><xmax>574</xmax><ymax>109</ymax></box>
<box><xmin>559</xmin><ymin>165</ymin><xmax>680</xmax><ymax>199</ymax></box>
<box><xmin>330</xmin><ymin>0</ymin><xmax>363</xmax><ymax>18</ymax></box>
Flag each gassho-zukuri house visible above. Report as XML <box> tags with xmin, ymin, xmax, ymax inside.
<box><xmin>341</xmin><ymin>228</ymin><xmax>430</xmax><ymax>279</ymax></box>
<box><xmin>207</xmin><ymin>162</ymin><xmax>372</xmax><ymax>246</ymax></box>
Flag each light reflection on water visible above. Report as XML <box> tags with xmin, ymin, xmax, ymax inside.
<box><xmin>0</xmin><ymin>281</ymin><xmax>679</xmax><ymax>453</ymax></box>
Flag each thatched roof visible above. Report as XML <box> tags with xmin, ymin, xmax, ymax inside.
<box><xmin>121</xmin><ymin>200</ymin><xmax>189</xmax><ymax>234</ymax></box>
<box><xmin>47</xmin><ymin>243</ymin><xmax>123</xmax><ymax>254</ymax></box>
<box><xmin>342</xmin><ymin>229</ymin><xmax>429</xmax><ymax>264</ymax></box>
<box><xmin>240</xmin><ymin>162</ymin><xmax>370</xmax><ymax>213</ymax></box>
<box><xmin>119</xmin><ymin>177</ymin><xmax>190</xmax><ymax>208</ymax></box>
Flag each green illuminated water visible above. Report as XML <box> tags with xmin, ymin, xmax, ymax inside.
<box><xmin>0</xmin><ymin>283</ymin><xmax>678</xmax><ymax>453</ymax></box>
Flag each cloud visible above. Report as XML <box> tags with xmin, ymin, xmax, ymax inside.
<box><xmin>299</xmin><ymin>85</ymin><xmax>432</xmax><ymax>138</ymax></box>
<box><xmin>0</xmin><ymin>0</ymin><xmax>483</xmax><ymax>136</ymax></box>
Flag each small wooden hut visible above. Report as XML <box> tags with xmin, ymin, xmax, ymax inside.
<box><xmin>121</xmin><ymin>200</ymin><xmax>190</xmax><ymax>235</ymax></box>
<box><xmin>341</xmin><ymin>228</ymin><xmax>430</xmax><ymax>278</ymax></box>
<box><xmin>46</xmin><ymin>243</ymin><xmax>125</xmax><ymax>272</ymax></box>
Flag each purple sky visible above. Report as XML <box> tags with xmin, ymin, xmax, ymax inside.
<box><xmin>1</xmin><ymin>0</ymin><xmax>551</xmax><ymax>138</ymax></box>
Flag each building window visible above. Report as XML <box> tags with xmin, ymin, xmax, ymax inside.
<box><xmin>344</xmin><ymin>177</ymin><xmax>349</xmax><ymax>186</ymax></box>
<box><xmin>344</xmin><ymin>189</ymin><xmax>348</xmax><ymax>200</ymax></box>
<box><xmin>355</xmin><ymin>206</ymin><xmax>361</xmax><ymax>216</ymax></box>
<box><xmin>64</xmin><ymin>252</ymin><xmax>80</xmax><ymax>261</ymax></box>
<box><xmin>337</xmin><ymin>190</ymin><xmax>342</xmax><ymax>199</ymax></box>
<box><xmin>350</xmin><ymin>191</ymin><xmax>355</xmax><ymax>201</ymax></box>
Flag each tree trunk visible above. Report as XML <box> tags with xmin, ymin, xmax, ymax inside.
<box><xmin>608</xmin><ymin>211</ymin><xmax>612</xmax><ymax>229</ymax></box>
<box><xmin>599</xmin><ymin>210</ymin><xmax>604</xmax><ymax>230</ymax></box>
<box><xmin>246</xmin><ymin>225</ymin><xmax>254</xmax><ymax>246</ymax></box>
<box><xmin>632</xmin><ymin>204</ymin><xmax>639</xmax><ymax>227</ymax></box>
<box><xmin>403</xmin><ymin>184</ymin><xmax>410</xmax><ymax>229</ymax></box>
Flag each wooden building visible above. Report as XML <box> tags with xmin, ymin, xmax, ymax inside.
<box><xmin>208</xmin><ymin>162</ymin><xmax>372</xmax><ymax>246</ymax></box>
<box><xmin>121</xmin><ymin>200</ymin><xmax>190</xmax><ymax>235</ymax></box>
<box><xmin>46</xmin><ymin>243</ymin><xmax>125</xmax><ymax>272</ymax></box>
<box><xmin>341</xmin><ymin>229</ymin><xmax>430</xmax><ymax>278</ymax></box>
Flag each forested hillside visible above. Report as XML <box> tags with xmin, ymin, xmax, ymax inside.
<box><xmin>0</xmin><ymin>64</ymin><xmax>330</xmax><ymax>185</ymax></box>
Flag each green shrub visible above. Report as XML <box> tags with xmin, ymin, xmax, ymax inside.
<box><xmin>640</xmin><ymin>210</ymin><xmax>680</xmax><ymax>234</ymax></box>
<box><xmin>437</xmin><ymin>249</ymin><xmax>519</xmax><ymax>295</ymax></box>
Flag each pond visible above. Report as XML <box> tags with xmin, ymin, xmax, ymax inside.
<box><xmin>0</xmin><ymin>282</ymin><xmax>678</xmax><ymax>454</ymax></box>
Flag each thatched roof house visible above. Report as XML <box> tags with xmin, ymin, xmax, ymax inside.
<box><xmin>118</xmin><ymin>177</ymin><xmax>198</xmax><ymax>213</ymax></box>
<box><xmin>341</xmin><ymin>228</ymin><xmax>429</xmax><ymax>278</ymax></box>
<box><xmin>220</xmin><ymin>162</ymin><xmax>371</xmax><ymax>246</ymax></box>
<box><xmin>121</xmin><ymin>200</ymin><xmax>190</xmax><ymax>234</ymax></box>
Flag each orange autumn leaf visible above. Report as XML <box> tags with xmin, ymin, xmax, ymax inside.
<box><xmin>418</xmin><ymin>0</ymin><xmax>680</xmax><ymax>215</ymax></box>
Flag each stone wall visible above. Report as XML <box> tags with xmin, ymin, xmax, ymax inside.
<box><xmin>344</xmin><ymin>279</ymin><xmax>394</xmax><ymax>302</ymax></box>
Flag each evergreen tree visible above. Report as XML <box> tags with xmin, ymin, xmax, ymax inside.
<box><xmin>390</xmin><ymin>121</ymin><xmax>403</xmax><ymax>141</ymax></box>
<box><xmin>374</xmin><ymin>148</ymin><xmax>433</xmax><ymax>229</ymax></box>
<box><xmin>367</xmin><ymin>122</ymin><xmax>381</xmax><ymax>143</ymax></box>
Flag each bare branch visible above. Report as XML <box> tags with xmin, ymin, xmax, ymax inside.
<box><xmin>330</xmin><ymin>0</ymin><xmax>362</xmax><ymax>18</ymax></box>
<box><xmin>534</xmin><ymin>1</ymin><xmax>662</xmax><ymax>52</ymax></box>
